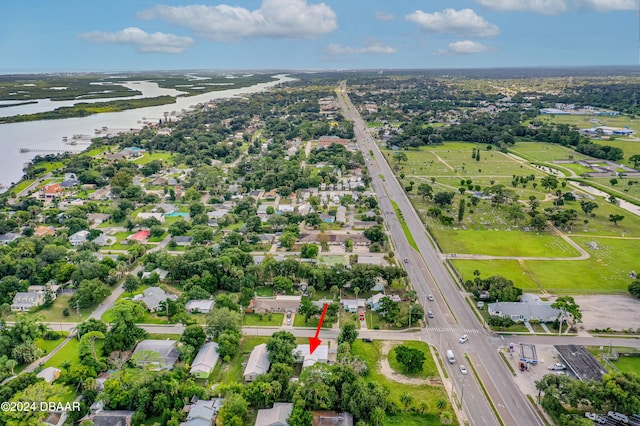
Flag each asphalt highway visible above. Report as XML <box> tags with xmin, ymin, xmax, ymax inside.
<box><xmin>336</xmin><ymin>83</ymin><xmax>544</xmax><ymax>426</ymax></box>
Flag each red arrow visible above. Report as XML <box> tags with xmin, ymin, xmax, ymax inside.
<box><xmin>309</xmin><ymin>303</ymin><xmax>328</xmax><ymax>355</ymax></box>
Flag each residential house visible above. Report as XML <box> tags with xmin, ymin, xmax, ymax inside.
<box><xmin>153</xmin><ymin>203</ymin><xmax>176</xmax><ymax>215</ymax></box>
<box><xmin>366</xmin><ymin>293</ymin><xmax>387</xmax><ymax>311</ymax></box>
<box><xmin>93</xmin><ymin>234</ymin><xmax>116</xmax><ymax>247</ymax></box>
<box><xmin>90</xmin><ymin>409</ymin><xmax>135</xmax><ymax>426</ymax></box>
<box><xmin>190</xmin><ymin>342</ymin><xmax>220</xmax><ymax>379</ymax></box>
<box><xmin>252</xmin><ymin>255</ymin><xmax>285</xmax><ymax>265</ymax></box>
<box><xmin>139</xmin><ymin>287</ymin><xmax>178</xmax><ymax>312</ymax></box>
<box><xmin>41</xmin><ymin>183</ymin><xmax>64</xmax><ymax>200</ymax></box>
<box><xmin>173</xmin><ymin>236</ymin><xmax>194</xmax><ymax>246</ymax></box>
<box><xmin>184</xmin><ymin>399</ymin><xmax>224</xmax><ymax>426</ymax></box>
<box><xmin>255</xmin><ymin>403</ymin><xmax>294</xmax><ymax>426</ymax></box>
<box><xmin>141</xmin><ymin>268</ymin><xmax>169</xmax><ymax>280</ymax></box>
<box><xmin>34</xmin><ymin>226</ymin><xmax>56</xmax><ymax>238</ymax></box>
<box><xmin>312</xmin><ymin>411</ymin><xmax>353</xmax><ymax>426</ymax></box>
<box><xmin>487</xmin><ymin>294</ymin><xmax>561</xmax><ymax>323</ymax></box>
<box><xmin>251</xmin><ymin>295</ymin><xmax>301</xmax><ymax>314</ymax></box>
<box><xmin>11</xmin><ymin>291</ymin><xmax>46</xmax><ymax>312</ymax></box>
<box><xmin>69</xmin><ymin>230</ymin><xmax>90</xmax><ymax>246</ymax></box>
<box><xmin>37</xmin><ymin>367</ymin><xmax>61</xmax><ymax>383</ymax></box>
<box><xmin>335</xmin><ymin>206</ymin><xmax>347</xmax><ymax>223</ymax></box>
<box><xmin>0</xmin><ymin>233</ymin><xmax>19</xmax><ymax>244</ymax></box>
<box><xmin>185</xmin><ymin>299</ymin><xmax>214</xmax><ymax>314</ymax></box>
<box><xmin>132</xmin><ymin>339</ymin><xmax>179</xmax><ymax>370</ymax></box>
<box><xmin>341</xmin><ymin>299</ymin><xmax>365</xmax><ymax>313</ymax></box>
<box><xmin>43</xmin><ymin>411</ymin><xmax>67</xmax><ymax>426</ymax></box>
<box><xmin>319</xmin><ymin>214</ymin><xmax>335</xmax><ymax>223</ymax></box>
<box><xmin>137</xmin><ymin>212</ymin><xmax>165</xmax><ymax>224</ymax></box>
<box><xmin>263</xmin><ymin>189</ymin><xmax>278</xmax><ymax>200</ymax></box>
<box><xmin>277</xmin><ymin>204</ymin><xmax>295</xmax><ymax>214</ymax></box>
<box><xmin>127</xmin><ymin>230</ymin><xmax>150</xmax><ymax>243</ymax></box>
<box><xmin>87</xmin><ymin>213</ymin><xmax>111</xmax><ymax>227</ymax></box>
<box><xmin>243</xmin><ymin>343</ymin><xmax>270</xmax><ymax>382</ymax></box>
<box><xmin>293</xmin><ymin>344</ymin><xmax>330</xmax><ymax>370</ymax></box>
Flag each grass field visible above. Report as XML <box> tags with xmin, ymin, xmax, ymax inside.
<box><xmin>510</xmin><ymin>142</ymin><xmax>589</xmax><ymax>163</ymax></box>
<box><xmin>131</xmin><ymin>151</ymin><xmax>175</xmax><ymax>165</ymax></box>
<box><xmin>431</xmin><ymin>228</ymin><xmax>579</xmax><ymax>257</ymax></box>
<box><xmin>29</xmin><ymin>294</ymin><xmax>95</xmax><ymax>323</ymax></box>
<box><xmin>35</xmin><ymin>334</ymin><xmax>67</xmax><ymax>354</ymax></box>
<box><xmin>209</xmin><ymin>336</ymin><xmax>270</xmax><ymax>384</ymax></box>
<box><xmin>351</xmin><ymin>340</ymin><xmax>453</xmax><ymax>426</ymax></box>
<box><xmin>317</xmin><ymin>255</ymin><xmax>347</xmax><ymax>266</ymax></box>
<box><xmin>452</xmin><ymin>235</ymin><xmax>639</xmax><ymax>293</ymax></box>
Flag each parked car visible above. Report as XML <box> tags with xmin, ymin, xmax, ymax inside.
<box><xmin>458</xmin><ymin>335</ymin><xmax>468</xmax><ymax>344</ymax></box>
<box><xmin>286</xmin><ymin>311</ymin><xmax>292</xmax><ymax>319</ymax></box>
<box><xmin>548</xmin><ymin>363</ymin><xmax>566</xmax><ymax>371</ymax></box>
<box><xmin>359</xmin><ymin>312</ymin><xmax>365</xmax><ymax>320</ymax></box>
<box><xmin>362</xmin><ymin>338</ymin><xmax>374</xmax><ymax>343</ymax></box>
<box><xmin>459</xmin><ymin>365</ymin><xmax>468</xmax><ymax>374</ymax></box>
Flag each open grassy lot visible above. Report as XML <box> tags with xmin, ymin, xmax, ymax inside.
<box><xmin>611</xmin><ymin>356</ymin><xmax>640</xmax><ymax>376</ymax></box>
<box><xmin>388</xmin><ymin>341</ymin><xmax>439</xmax><ymax>378</ymax></box>
<box><xmin>452</xmin><ymin>235</ymin><xmax>639</xmax><ymax>294</ymax></box>
<box><xmin>536</xmin><ymin>114</ymin><xmax>639</xmax><ymax>132</ymax></box>
<box><xmin>351</xmin><ymin>340</ymin><xmax>453</xmax><ymax>426</ymax></box>
<box><xmin>35</xmin><ymin>334</ymin><xmax>67</xmax><ymax>354</ymax></box>
<box><xmin>44</xmin><ymin>338</ymin><xmax>105</xmax><ymax>370</ymax></box>
<box><xmin>510</xmin><ymin>141</ymin><xmax>589</xmax><ymax>162</ymax></box>
<box><xmin>317</xmin><ymin>255</ymin><xmax>347</xmax><ymax>266</ymax></box>
<box><xmin>29</xmin><ymin>294</ymin><xmax>95</xmax><ymax>323</ymax></box>
<box><xmin>431</xmin><ymin>228</ymin><xmax>579</xmax><ymax>257</ymax></box>
<box><xmin>131</xmin><ymin>151</ymin><xmax>175</xmax><ymax>165</ymax></box>
<box><xmin>590</xmin><ymin>177</ymin><xmax>640</xmax><ymax>202</ymax></box>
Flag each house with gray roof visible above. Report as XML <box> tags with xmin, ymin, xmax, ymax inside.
<box><xmin>184</xmin><ymin>398</ymin><xmax>224</xmax><ymax>426</ymax></box>
<box><xmin>488</xmin><ymin>294</ymin><xmax>561</xmax><ymax>323</ymax></box>
<box><xmin>132</xmin><ymin>339</ymin><xmax>179</xmax><ymax>370</ymax></box>
<box><xmin>255</xmin><ymin>402</ymin><xmax>293</xmax><ymax>426</ymax></box>
<box><xmin>185</xmin><ymin>299</ymin><xmax>214</xmax><ymax>314</ymax></box>
<box><xmin>139</xmin><ymin>287</ymin><xmax>178</xmax><ymax>312</ymax></box>
<box><xmin>243</xmin><ymin>343</ymin><xmax>270</xmax><ymax>382</ymax></box>
<box><xmin>190</xmin><ymin>342</ymin><xmax>220</xmax><ymax>379</ymax></box>
<box><xmin>251</xmin><ymin>295</ymin><xmax>301</xmax><ymax>314</ymax></box>
<box><xmin>11</xmin><ymin>291</ymin><xmax>45</xmax><ymax>312</ymax></box>
<box><xmin>69</xmin><ymin>230</ymin><xmax>90</xmax><ymax>246</ymax></box>
<box><xmin>90</xmin><ymin>409</ymin><xmax>135</xmax><ymax>426</ymax></box>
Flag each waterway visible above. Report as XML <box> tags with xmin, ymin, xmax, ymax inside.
<box><xmin>0</xmin><ymin>74</ymin><xmax>294</xmax><ymax>189</ymax></box>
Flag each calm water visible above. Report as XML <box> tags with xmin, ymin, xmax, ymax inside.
<box><xmin>0</xmin><ymin>75</ymin><xmax>294</xmax><ymax>188</ymax></box>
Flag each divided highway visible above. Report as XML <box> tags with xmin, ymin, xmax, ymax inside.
<box><xmin>337</xmin><ymin>82</ymin><xmax>544</xmax><ymax>426</ymax></box>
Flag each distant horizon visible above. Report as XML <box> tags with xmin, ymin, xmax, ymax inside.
<box><xmin>2</xmin><ymin>64</ymin><xmax>639</xmax><ymax>76</ymax></box>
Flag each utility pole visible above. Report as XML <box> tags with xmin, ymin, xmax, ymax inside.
<box><xmin>409</xmin><ymin>303</ymin><xmax>412</xmax><ymax>329</ymax></box>
<box><xmin>75</xmin><ymin>300</ymin><xmax>81</xmax><ymax>323</ymax></box>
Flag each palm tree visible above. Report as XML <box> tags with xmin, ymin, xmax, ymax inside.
<box><xmin>440</xmin><ymin>411</ymin><xmax>454</xmax><ymax>425</ymax></box>
<box><xmin>400</xmin><ymin>392</ymin><xmax>413</xmax><ymax>412</ymax></box>
<box><xmin>370</xmin><ymin>406</ymin><xmax>385</xmax><ymax>426</ymax></box>
<box><xmin>436</xmin><ymin>398</ymin><xmax>448</xmax><ymax>410</ymax></box>
<box><xmin>354</xmin><ymin>287</ymin><xmax>360</xmax><ymax>315</ymax></box>
<box><xmin>418</xmin><ymin>401</ymin><xmax>428</xmax><ymax>415</ymax></box>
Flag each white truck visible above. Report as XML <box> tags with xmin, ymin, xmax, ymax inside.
<box><xmin>446</xmin><ymin>350</ymin><xmax>456</xmax><ymax>364</ymax></box>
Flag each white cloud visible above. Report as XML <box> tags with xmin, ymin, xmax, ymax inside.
<box><xmin>473</xmin><ymin>0</ymin><xmax>569</xmax><ymax>15</ymax></box>
<box><xmin>375</xmin><ymin>11</ymin><xmax>395</xmax><ymax>21</ymax></box>
<box><xmin>574</xmin><ymin>0</ymin><xmax>637</xmax><ymax>12</ymax></box>
<box><xmin>435</xmin><ymin>40</ymin><xmax>497</xmax><ymax>55</ymax></box>
<box><xmin>79</xmin><ymin>27</ymin><xmax>194</xmax><ymax>53</ymax></box>
<box><xmin>326</xmin><ymin>42</ymin><xmax>396</xmax><ymax>56</ymax></box>
<box><xmin>138</xmin><ymin>0</ymin><xmax>338</xmax><ymax>41</ymax></box>
<box><xmin>406</xmin><ymin>8</ymin><xmax>499</xmax><ymax>38</ymax></box>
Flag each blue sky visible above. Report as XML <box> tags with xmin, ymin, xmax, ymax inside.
<box><xmin>1</xmin><ymin>0</ymin><xmax>638</xmax><ymax>72</ymax></box>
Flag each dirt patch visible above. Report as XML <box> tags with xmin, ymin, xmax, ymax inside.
<box><xmin>571</xmin><ymin>295</ymin><xmax>640</xmax><ymax>332</ymax></box>
<box><xmin>378</xmin><ymin>341</ymin><xmax>442</xmax><ymax>386</ymax></box>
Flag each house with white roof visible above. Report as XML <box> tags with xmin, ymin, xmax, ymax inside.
<box><xmin>366</xmin><ymin>293</ymin><xmax>387</xmax><ymax>311</ymax></box>
<box><xmin>243</xmin><ymin>343</ymin><xmax>270</xmax><ymax>382</ymax></box>
<box><xmin>69</xmin><ymin>230</ymin><xmax>90</xmax><ymax>246</ymax></box>
<box><xmin>139</xmin><ymin>287</ymin><xmax>178</xmax><ymax>312</ymax></box>
<box><xmin>184</xmin><ymin>399</ymin><xmax>224</xmax><ymax>426</ymax></box>
<box><xmin>487</xmin><ymin>294</ymin><xmax>561</xmax><ymax>323</ymax></box>
<box><xmin>137</xmin><ymin>212</ymin><xmax>165</xmax><ymax>224</ymax></box>
<box><xmin>293</xmin><ymin>344</ymin><xmax>329</xmax><ymax>370</ymax></box>
<box><xmin>132</xmin><ymin>339</ymin><xmax>179</xmax><ymax>370</ymax></box>
<box><xmin>186</xmin><ymin>299</ymin><xmax>214</xmax><ymax>314</ymax></box>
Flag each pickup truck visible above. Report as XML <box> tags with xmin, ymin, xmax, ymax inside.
<box><xmin>446</xmin><ymin>350</ymin><xmax>455</xmax><ymax>364</ymax></box>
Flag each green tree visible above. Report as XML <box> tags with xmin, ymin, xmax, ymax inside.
<box><xmin>217</xmin><ymin>330</ymin><xmax>241</xmax><ymax>360</ymax></box>
<box><xmin>629</xmin><ymin>279</ymin><xmax>640</xmax><ymax>298</ymax></box>
<box><xmin>417</xmin><ymin>183</ymin><xmax>433</xmax><ymax>199</ymax></box>
<box><xmin>433</xmin><ymin>191</ymin><xmax>455</xmax><ymax>207</ymax></box>
<box><xmin>338</xmin><ymin>322</ymin><xmax>358</xmax><ymax>345</ymax></box>
<box><xmin>206</xmin><ymin>307</ymin><xmax>242</xmax><ymax>338</ymax></box>
<box><xmin>609</xmin><ymin>214</ymin><xmax>624</xmax><ymax>225</ymax></box>
<box><xmin>400</xmin><ymin>392</ymin><xmax>414</xmax><ymax>412</ymax></box>
<box><xmin>299</xmin><ymin>298</ymin><xmax>320</xmax><ymax>323</ymax></box>
<box><xmin>457</xmin><ymin>198</ymin><xmax>466</xmax><ymax>223</ymax></box>
<box><xmin>273</xmin><ymin>276</ymin><xmax>293</xmax><ymax>294</ymax></box>
<box><xmin>395</xmin><ymin>345</ymin><xmax>426</xmax><ymax>373</ymax></box>
<box><xmin>300</xmin><ymin>243</ymin><xmax>319</xmax><ymax>259</ymax></box>
<box><xmin>180</xmin><ymin>324</ymin><xmax>206</xmax><ymax>349</ymax></box>
<box><xmin>217</xmin><ymin>394</ymin><xmax>248</xmax><ymax>426</ymax></box>
<box><xmin>123</xmin><ymin>275</ymin><xmax>140</xmax><ymax>294</ymax></box>
<box><xmin>629</xmin><ymin>154</ymin><xmax>640</xmax><ymax>168</ymax></box>
<box><xmin>279</xmin><ymin>231</ymin><xmax>297</xmax><ymax>250</ymax></box>
<box><xmin>266</xmin><ymin>331</ymin><xmax>296</xmax><ymax>364</ymax></box>
<box><xmin>552</xmin><ymin>296</ymin><xmax>582</xmax><ymax>327</ymax></box>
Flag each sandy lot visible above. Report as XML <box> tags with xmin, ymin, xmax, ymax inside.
<box><xmin>571</xmin><ymin>295</ymin><xmax>640</xmax><ymax>332</ymax></box>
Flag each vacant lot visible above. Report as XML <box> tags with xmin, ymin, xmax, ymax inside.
<box><xmin>573</xmin><ymin>295</ymin><xmax>640</xmax><ymax>331</ymax></box>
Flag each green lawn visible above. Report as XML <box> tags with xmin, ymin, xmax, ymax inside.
<box><xmin>243</xmin><ymin>313</ymin><xmax>284</xmax><ymax>326</ymax></box>
<box><xmin>431</xmin><ymin>229</ymin><xmax>579</xmax><ymax>257</ymax></box>
<box><xmin>452</xmin><ymin>235</ymin><xmax>639</xmax><ymax>294</ymax></box>
<box><xmin>388</xmin><ymin>341</ymin><xmax>439</xmax><ymax>378</ymax></box>
<box><xmin>131</xmin><ymin>151</ymin><xmax>175</xmax><ymax>165</ymax></box>
<box><xmin>391</xmin><ymin>200</ymin><xmax>418</xmax><ymax>252</ymax></box>
<box><xmin>317</xmin><ymin>255</ymin><xmax>347</xmax><ymax>266</ymax></box>
<box><xmin>611</xmin><ymin>356</ymin><xmax>640</xmax><ymax>376</ymax></box>
<box><xmin>35</xmin><ymin>334</ymin><xmax>67</xmax><ymax>354</ymax></box>
<box><xmin>293</xmin><ymin>313</ymin><xmax>332</xmax><ymax>328</ymax></box>
<box><xmin>29</xmin><ymin>294</ymin><xmax>95</xmax><ymax>323</ymax></box>
<box><xmin>351</xmin><ymin>340</ymin><xmax>453</xmax><ymax>425</ymax></box>
<box><xmin>510</xmin><ymin>141</ymin><xmax>589</xmax><ymax>163</ymax></box>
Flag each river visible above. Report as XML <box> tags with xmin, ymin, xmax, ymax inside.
<box><xmin>0</xmin><ymin>74</ymin><xmax>294</xmax><ymax>189</ymax></box>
